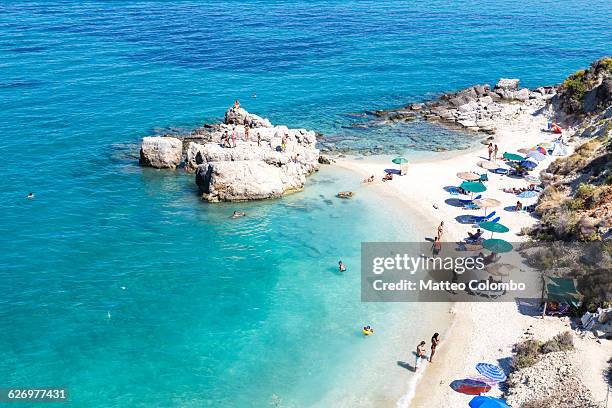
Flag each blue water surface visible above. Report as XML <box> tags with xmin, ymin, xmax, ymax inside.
<box><xmin>0</xmin><ymin>1</ymin><xmax>610</xmax><ymax>407</ymax></box>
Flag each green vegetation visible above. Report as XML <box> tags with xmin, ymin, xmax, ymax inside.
<box><xmin>512</xmin><ymin>332</ymin><xmax>575</xmax><ymax>370</ymax></box>
<box><xmin>561</xmin><ymin>69</ymin><xmax>590</xmax><ymax>106</ymax></box>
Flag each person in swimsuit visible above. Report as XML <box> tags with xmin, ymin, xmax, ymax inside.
<box><xmin>338</xmin><ymin>261</ymin><xmax>346</xmax><ymax>272</ymax></box>
<box><xmin>487</xmin><ymin>143</ymin><xmax>494</xmax><ymax>161</ymax></box>
<box><xmin>437</xmin><ymin>221</ymin><xmax>444</xmax><ymax>240</ymax></box>
<box><xmin>431</xmin><ymin>237</ymin><xmax>441</xmax><ymax>256</ymax></box>
<box><xmin>430</xmin><ymin>333</ymin><xmax>440</xmax><ymax>362</ymax></box>
<box><xmin>493</xmin><ymin>144</ymin><xmax>499</xmax><ymax>162</ymax></box>
<box><xmin>415</xmin><ymin>341</ymin><xmax>427</xmax><ymax>370</ymax></box>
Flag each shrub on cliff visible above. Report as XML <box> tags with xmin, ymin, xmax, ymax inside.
<box><xmin>512</xmin><ymin>339</ymin><xmax>541</xmax><ymax>370</ymax></box>
<box><xmin>557</xmin><ymin>56</ymin><xmax>612</xmax><ymax>115</ymax></box>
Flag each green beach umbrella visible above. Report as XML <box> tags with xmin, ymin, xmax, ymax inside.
<box><xmin>479</xmin><ymin>221</ymin><xmax>510</xmax><ymax>238</ymax></box>
<box><xmin>460</xmin><ymin>181</ymin><xmax>487</xmax><ymax>193</ymax></box>
<box><xmin>503</xmin><ymin>152</ymin><xmax>525</xmax><ymax>162</ymax></box>
<box><xmin>392</xmin><ymin>157</ymin><xmax>408</xmax><ymax>164</ymax></box>
<box><xmin>483</xmin><ymin>238</ymin><xmax>513</xmax><ymax>253</ymax></box>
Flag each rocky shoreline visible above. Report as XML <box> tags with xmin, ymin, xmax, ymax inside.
<box><xmin>363</xmin><ymin>78</ymin><xmax>557</xmax><ymax>134</ymax></box>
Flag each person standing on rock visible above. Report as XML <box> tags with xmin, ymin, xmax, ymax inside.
<box><xmin>244</xmin><ymin>125</ymin><xmax>249</xmax><ymax>142</ymax></box>
<box><xmin>487</xmin><ymin>143</ymin><xmax>494</xmax><ymax>160</ymax></box>
<box><xmin>222</xmin><ymin>130</ymin><xmax>231</xmax><ymax>148</ymax></box>
<box><xmin>493</xmin><ymin>144</ymin><xmax>499</xmax><ymax>162</ymax></box>
<box><xmin>231</xmin><ymin>127</ymin><xmax>237</xmax><ymax>148</ymax></box>
<box><xmin>281</xmin><ymin>134</ymin><xmax>288</xmax><ymax>152</ymax></box>
<box><xmin>257</xmin><ymin>132</ymin><xmax>261</xmax><ymax>147</ymax></box>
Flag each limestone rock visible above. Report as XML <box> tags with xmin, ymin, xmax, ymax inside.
<box><xmin>495</xmin><ymin>78</ymin><xmax>520</xmax><ymax>91</ymax></box>
<box><xmin>139</xmin><ymin>137</ymin><xmax>182</xmax><ymax>169</ymax></box>
<box><xmin>196</xmin><ymin>160</ymin><xmax>308</xmax><ymax>202</ymax></box>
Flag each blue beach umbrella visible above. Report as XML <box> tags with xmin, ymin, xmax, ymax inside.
<box><xmin>519</xmin><ymin>159</ymin><xmax>538</xmax><ymax>170</ymax></box>
<box><xmin>475</xmin><ymin>363</ymin><xmax>507</xmax><ymax>382</ymax></box>
<box><xmin>518</xmin><ymin>190</ymin><xmax>538</xmax><ymax>199</ymax></box>
<box><xmin>527</xmin><ymin>151</ymin><xmax>546</xmax><ymax>161</ymax></box>
<box><xmin>469</xmin><ymin>396</ymin><xmax>511</xmax><ymax>408</ymax></box>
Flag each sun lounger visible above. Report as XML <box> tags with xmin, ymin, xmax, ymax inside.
<box><xmin>464</xmin><ymin>202</ymin><xmax>480</xmax><ymax>210</ymax></box>
<box><xmin>490</xmin><ymin>216</ymin><xmax>500</xmax><ymax>223</ymax></box>
<box><xmin>449</xmin><ymin>187</ymin><xmax>461</xmax><ymax>196</ymax></box>
<box><xmin>493</xmin><ymin>168</ymin><xmax>508</xmax><ymax>175</ymax></box>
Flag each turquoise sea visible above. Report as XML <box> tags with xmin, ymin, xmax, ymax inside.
<box><xmin>1</xmin><ymin>1</ymin><xmax>610</xmax><ymax>406</ymax></box>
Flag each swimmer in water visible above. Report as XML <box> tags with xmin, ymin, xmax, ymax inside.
<box><xmin>338</xmin><ymin>261</ymin><xmax>346</xmax><ymax>272</ymax></box>
<box><xmin>27</xmin><ymin>192</ymin><xmax>34</xmax><ymax>199</ymax></box>
<box><xmin>232</xmin><ymin>211</ymin><xmax>246</xmax><ymax>218</ymax></box>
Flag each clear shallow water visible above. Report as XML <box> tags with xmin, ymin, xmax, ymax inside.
<box><xmin>0</xmin><ymin>1</ymin><xmax>610</xmax><ymax>407</ymax></box>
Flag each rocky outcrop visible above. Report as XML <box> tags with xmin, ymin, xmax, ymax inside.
<box><xmin>365</xmin><ymin>79</ymin><xmax>556</xmax><ymax>134</ymax></box>
<box><xmin>139</xmin><ymin>136</ymin><xmax>183</xmax><ymax>169</ymax></box>
<box><xmin>555</xmin><ymin>57</ymin><xmax>612</xmax><ymax>116</ymax></box>
<box><xmin>186</xmin><ymin>107</ymin><xmax>319</xmax><ymax>202</ymax></box>
<box><xmin>139</xmin><ymin>105</ymin><xmax>320</xmax><ymax>201</ymax></box>
<box><xmin>224</xmin><ymin>106</ymin><xmax>272</xmax><ymax>128</ymax></box>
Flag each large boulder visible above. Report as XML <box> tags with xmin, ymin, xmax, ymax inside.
<box><xmin>196</xmin><ymin>160</ymin><xmax>307</xmax><ymax>202</ymax></box>
<box><xmin>224</xmin><ymin>106</ymin><xmax>273</xmax><ymax>128</ymax></box>
<box><xmin>139</xmin><ymin>137</ymin><xmax>182</xmax><ymax>169</ymax></box>
<box><xmin>494</xmin><ymin>78</ymin><xmax>520</xmax><ymax>91</ymax></box>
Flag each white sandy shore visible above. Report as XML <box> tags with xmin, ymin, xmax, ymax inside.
<box><xmin>334</xmin><ymin>107</ymin><xmax>611</xmax><ymax>407</ymax></box>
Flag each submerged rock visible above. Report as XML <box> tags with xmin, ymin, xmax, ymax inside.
<box><xmin>139</xmin><ymin>136</ymin><xmax>182</xmax><ymax>169</ymax></box>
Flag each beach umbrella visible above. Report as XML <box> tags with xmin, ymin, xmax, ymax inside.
<box><xmin>519</xmin><ymin>159</ymin><xmax>538</xmax><ymax>170</ymax></box>
<box><xmin>478</xmin><ymin>160</ymin><xmax>499</xmax><ymax>170</ymax></box>
<box><xmin>469</xmin><ymin>396</ymin><xmax>511</xmax><ymax>408</ymax></box>
<box><xmin>518</xmin><ymin>190</ymin><xmax>538</xmax><ymax>198</ymax></box>
<box><xmin>482</xmin><ymin>238</ymin><xmax>513</xmax><ymax>254</ymax></box>
<box><xmin>527</xmin><ymin>151</ymin><xmax>546</xmax><ymax>161</ymax></box>
<box><xmin>536</xmin><ymin>146</ymin><xmax>547</xmax><ymax>155</ymax></box>
<box><xmin>475</xmin><ymin>363</ymin><xmax>507</xmax><ymax>382</ymax></box>
<box><xmin>479</xmin><ymin>221</ymin><xmax>510</xmax><ymax>238</ymax></box>
<box><xmin>460</xmin><ymin>181</ymin><xmax>487</xmax><ymax>193</ymax></box>
<box><xmin>473</xmin><ymin>198</ymin><xmax>501</xmax><ymax>208</ymax></box>
<box><xmin>457</xmin><ymin>171</ymin><xmax>481</xmax><ymax>181</ymax></box>
<box><xmin>524</xmin><ymin>175</ymin><xmax>541</xmax><ymax>184</ymax></box>
<box><xmin>540</xmin><ymin>142</ymin><xmax>553</xmax><ymax>149</ymax></box>
<box><xmin>503</xmin><ymin>152</ymin><xmax>525</xmax><ymax>162</ymax></box>
<box><xmin>392</xmin><ymin>157</ymin><xmax>408</xmax><ymax>175</ymax></box>
<box><xmin>450</xmin><ymin>379</ymin><xmax>491</xmax><ymax>395</ymax></box>
<box><xmin>486</xmin><ymin>263</ymin><xmax>513</xmax><ymax>277</ymax></box>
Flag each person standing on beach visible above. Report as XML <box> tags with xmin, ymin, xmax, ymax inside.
<box><xmin>487</xmin><ymin>143</ymin><xmax>494</xmax><ymax>160</ymax></box>
<box><xmin>257</xmin><ymin>132</ymin><xmax>261</xmax><ymax>146</ymax></box>
<box><xmin>244</xmin><ymin>124</ymin><xmax>249</xmax><ymax>142</ymax></box>
<box><xmin>431</xmin><ymin>237</ymin><xmax>441</xmax><ymax>257</ymax></box>
<box><xmin>437</xmin><ymin>221</ymin><xmax>444</xmax><ymax>241</ymax></box>
<box><xmin>415</xmin><ymin>341</ymin><xmax>427</xmax><ymax>370</ymax></box>
<box><xmin>493</xmin><ymin>144</ymin><xmax>499</xmax><ymax>162</ymax></box>
<box><xmin>429</xmin><ymin>333</ymin><xmax>440</xmax><ymax>362</ymax></box>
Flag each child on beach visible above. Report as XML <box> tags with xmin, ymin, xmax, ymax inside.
<box><xmin>415</xmin><ymin>341</ymin><xmax>427</xmax><ymax>370</ymax></box>
<box><xmin>430</xmin><ymin>333</ymin><xmax>440</xmax><ymax>362</ymax></box>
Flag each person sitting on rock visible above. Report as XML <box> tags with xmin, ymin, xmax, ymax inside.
<box><xmin>233</xmin><ymin>99</ymin><xmax>241</xmax><ymax>110</ymax></box>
